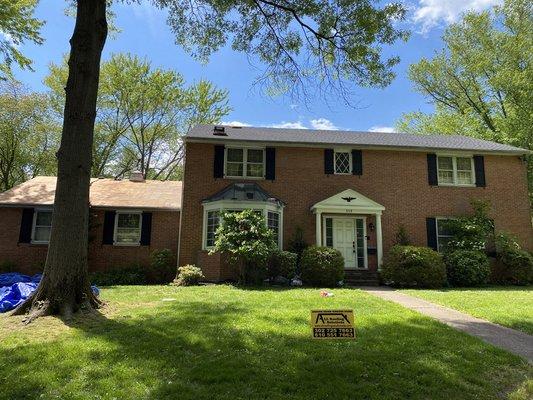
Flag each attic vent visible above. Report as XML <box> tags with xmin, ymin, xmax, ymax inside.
<box><xmin>129</xmin><ymin>171</ymin><xmax>145</xmax><ymax>182</ymax></box>
<box><xmin>213</xmin><ymin>126</ymin><xmax>227</xmax><ymax>136</ymax></box>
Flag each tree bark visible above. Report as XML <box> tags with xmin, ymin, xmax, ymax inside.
<box><xmin>13</xmin><ymin>0</ymin><xmax>107</xmax><ymax>321</ymax></box>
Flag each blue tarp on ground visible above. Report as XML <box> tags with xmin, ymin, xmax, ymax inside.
<box><xmin>0</xmin><ymin>273</ymin><xmax>99</xmax><ymax>313</ymax></box>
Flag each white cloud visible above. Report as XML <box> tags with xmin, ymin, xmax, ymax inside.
<box><xmin>221</xmin><ymin>120</ymin><xmax>252</xmax><ymax>127</ymax></box>
<box><xmin>310</xmin><ymin>118</ymin><xmax>339</xmax><ymax>131</ymax></box>
<box><xmin>368</xmin><ymin>126</ymin><xmax>397</xmax><ymax>133</ymax></box>
<box><xmin>413</xmin><ymin>0</ymin><xmax>501</xmax><ymax>33</ymax></box>
<box><xmin>270</xmin><ymin>121</ymin><xmax>308</xmax><ymax>129</ymax></box>
<box><xmin>129</xmin><ymin>0</ymin><xmax>166</xmax><ymax>36</ymax></box>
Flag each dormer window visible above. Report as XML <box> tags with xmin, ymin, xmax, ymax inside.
<box><xmin>225</xmin><ymin>147</ymin><xmax>265</xmax><ymax>178</ymax></box>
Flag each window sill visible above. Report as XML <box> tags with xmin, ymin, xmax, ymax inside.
<box><xmin>437</xmin><ymin>183</ymin><xmax>477</xmax><ymax>188</ymax></box>
<box><xmin>223</xmin><ymin>175</ymin><xmax>265</xmax><ymax>180</ymax></box>
<box><xmin>333</xmin><ymin>172</ymin><xmax>352</xmax><ymax>175</ymax></box>
<box><xmin>27</xmin><ymin>242</ymin><xmax>49</xmax><ymax>246</ymax></box>
<box><xmin>113</xmin><ymin>243</ymin><xmax>141</xmax><ymax>247</ymax></box>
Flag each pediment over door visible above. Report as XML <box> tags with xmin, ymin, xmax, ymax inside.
<box><xmin>311</xmin><ymin>189</ymin><xmax>385</xmax><ymax>214</ymax></box>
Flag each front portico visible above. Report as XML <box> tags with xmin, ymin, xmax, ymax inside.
<box><xmin>311</xmin><ymin>189</ymin><xmax>385</xmax><ymax>270</ymax></box>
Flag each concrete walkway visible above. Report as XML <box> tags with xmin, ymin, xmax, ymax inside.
<box><xmin>363</xmin><ymin>287</ymin><xmax>533</xmax><ymax>363</ymax></box>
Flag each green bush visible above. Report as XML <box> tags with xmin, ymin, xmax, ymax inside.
<box><xmin>381</xmin><ymin>245</ymin><xmax>446</xmax><ymax>288</ymax></box>
<box><xmin>0</xmin><ymin>260</ymin><xmax>16</xmax><ymax>273</ymax></box>
<box><xmin>445</xmin><ymin>250</ymin><xmax>490</xmax><ymax>287</ymax></box>
<box><xmin>287</xmin><ymin>226</ymin><xmax>308</xmax><ymax>268</ymax></box>
<box><xmin>300</xmin><ymin>246</ymin><xmax>344</xmax><ymax>287</ymax></box>
<box><xmin>148</xmin><ymin>249</ymin><xmax>175</xmax><ymax>283</ymax></box>
<box><xmin>493</xmin><ymin>233</ymin><xmax>533</xmax><ymax>285</ymax></box>
<box><xmin>90</xmin><ymin>264</ymin><xmax>147</xmax><ymax>286</ymax></box>
<box><xmin>267</xmin><ymin>250</ymin><xmax>297</xmax><ymax>279</ymax></box>
<box><xmin>174</xmin><ymin>264</ymin><xmax>205</xmax><ymax>286</ymax></box>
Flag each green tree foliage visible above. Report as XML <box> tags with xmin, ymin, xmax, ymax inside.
<box><xmin>397</xmin><ymin>0</ymin><xmax>533</xmax><ymax>199</ymax></box>
<box><xmin>211</xmin><ymin>210</ymin><xmax>277</xmax><ymax>284</ymax></box>
<box><xmin>45</xmin><ymin>53</ymin><xmax>230</xmax><ymax>179</ymax></box>
<box><xmin>0</xmin><ymin>80</ymin><xmax>58</xmax><ymax>191</ymax></box>
<box><xmin>0</xmin><ymin>0</ymin><xmax>43</xmax><ymax>79</ymax></box>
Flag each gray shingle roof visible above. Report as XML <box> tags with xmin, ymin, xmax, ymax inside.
<box><xmin>187</xmin><ymin>124</ymin><xmax>528</xmax><ymax>154</ymax></box>
<box><xmin>202</xmin><ymin>183</ymin><xmax>285</xmax><ymax>206</ymax></box>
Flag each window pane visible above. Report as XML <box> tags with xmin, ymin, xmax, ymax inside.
<box><xmin>438</xmin><ymin>170</ymin><xmax>454</xmax><ymax>184</ymax></box>
<box><xmin>437</xmin><ymin>219</ymin><xmax>453</xmax><ymax>236</ymax></box>
<box><xmin>206</xmin><ymin>211</ymin><xmax>220</xmax><ymax>247</ymax></box>
<box><xmin>325</xmin><ymin>218</ymin><xmax>333</xmax><ymax>247</ymax></box>
<box><xmin>247</xmin><ymin>149</ymin><xmax>264</xmax><ymax>163</ymax></box>
<box><xmin>227</xmin><ymin>148</ymin><xmax>243</xmax><ymax>162</ymax></box>
<box><xmin>438</xmin><ymin>236</ymin><xmax>452</xmax><ymax>252</ymax></box>
<box><xmin>35</xmin><ymin>211</ymin><xmax>52</xmax><ymax>226</ymax></box>
<box><xmin>34</xmin><ymin>226</ymin><xmax>51</xmax><ymax>242</ymax></box>
<box><xmin>118</xmin><ymin>213</ymin><xmax>140</xmax><ymax>229</ymax></box>
<box><xmin>116</xmin><ymin>228</ymin><xmax>140</xmax><ymax>243</ymax></box>
<box><xmin>457</xmin><ymin>170</ymin><xmax>473</xmax><ymax>184</ymax></box>
<box><xmin>246</xmin><ymin>163</ymin><xmax>264</xmax><ymax>177</ymax></box>
<box><xmin>335</xmin><ymin>152</ymin><xmax>351</xmax><ymax>174</ymax></box>
<box><xmin>456</xmin><ymin>157</ymin><xmax>471</xmax><ymax>171</ymax></box>
<box><xmin>356</xmin><ymin>219</ymin><xmax>365</xmax><ymax>268</ymax></box>
<box><xmin>267</xmin><ymin>211</ymin><xmax>280</xmax><ymax>246</ymax></box>
<box><xmin>437</xmin><ymin>157</ymin><xmax>453</xmax><ymax>170</ymax></box>
<box><xmin>226</xmin><ymin>162</ymin><xmax>243</xmax><ymax>177</ymax></box>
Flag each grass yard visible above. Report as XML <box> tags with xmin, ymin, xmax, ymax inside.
<box><xmin>0</xmin><ymin>285</ymin><xmax>531</xmax><ymax>400</ymax></box>
<box><xmin>401</xmin><ymin>286</ymin><xmax>533</xmax><ymax>335</ymax></box>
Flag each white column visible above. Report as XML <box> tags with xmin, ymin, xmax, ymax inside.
<box><xmin>376</xmin><ymin>213</ymin><xmax>383</xmax><ymax>270</ymax></box>
<box><xmin>315</xmin><ymin>212</ymin><xmax>322</xmax><ymax>246</ymax></box>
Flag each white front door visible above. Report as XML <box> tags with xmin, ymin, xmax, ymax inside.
<box><xmin>333</xmin><ymin>218</ymin><xmax>357</xmax><ymax>269</ymax></box>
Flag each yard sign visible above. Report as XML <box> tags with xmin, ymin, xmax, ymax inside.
<box><xmin>310</xmin><ymin>310</ymin><xmax>355</xmax><ymax>339</ymax></box>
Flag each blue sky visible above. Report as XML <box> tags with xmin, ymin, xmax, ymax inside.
<box><xmin>13</xmin><ymin>0</ymin><xmax>501</xmax><ymax>132</ymax></box>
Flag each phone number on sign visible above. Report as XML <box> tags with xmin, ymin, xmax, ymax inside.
<box><xmin>313</xmin><ymin>328</ymin><xmax>355</xmax><ymax>338</ymax></box>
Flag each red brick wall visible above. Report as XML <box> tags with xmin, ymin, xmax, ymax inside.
<box><xmin>179</xmin><ymin>142</ymin><xmax>533</xmax><ymax>280</ymax></box>
<box><xmin>0</xmin><ymin>208</ymin><xmax>180</xmax><ymax>275</ymax></box>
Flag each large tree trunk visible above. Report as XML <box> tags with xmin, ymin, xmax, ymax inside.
<box><xmin>13</xmin><ymin>0</ymin><xmax>107</xmax><ymax>321</ymax></box>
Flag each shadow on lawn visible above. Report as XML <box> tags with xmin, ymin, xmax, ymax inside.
<box><xmin>0</xmin><ymin>298</ymin><xmax>530</xmax><ymax>400</ymax></box>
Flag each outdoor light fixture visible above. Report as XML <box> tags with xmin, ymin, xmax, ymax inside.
<box><xmin>368</xmin><ymin>222</ymin><xmax>375</xmax><ymax>232</ymax></box>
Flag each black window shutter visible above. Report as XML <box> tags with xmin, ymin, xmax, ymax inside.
<box><xmin>18</xmin><ymin>208</ymin><xmax>34</xmax><ymax>243</ymax></box>
<box><xmin>265</xmin><ymin>147</ymin><xmax>276</xmax><ymax>180</ymax></box>
<box><xmin>474</xmin><ymin>155</ymin><xmax>486</xmax><ymax>187</ymax></box>
<box><xmin>427</xmin><ymin>154</ymin><xmax>438</xmax><ymax>186</ymax></box>
<box><xmin>324</xmin><ymin>149</ymin><xmax>334</xmax><ymax>174</ymax></box>
<box><xmin>352</xmin><ymin>149</ymin><xmax>362</xmax><ymax>175</ymax></box>
<box><xmin>213</xmin><ymin>145</ymin><xmax>225</xmax><ymax>179</ymax></box>
<box><xmin>140</xmin><ymin>212</ymin><xmax>152</xmax><ymax>246</ymax></box>
<box><xmin>426</xmin><ymin>218</ymin><xmax>438</xmax><ymax>251</ymax></box>
<box><xmin>102</xmin><ymin>211</ymin><xmax>116</xmax><ymax>245</ymax></box>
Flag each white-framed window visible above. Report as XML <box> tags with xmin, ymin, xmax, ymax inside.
<box><xmin>114</xmin><ymin>212</ymin><xmax>142</xmax><ymax>245</ymax></box>
<box><xmin>225</xmin><ymin>147</ymin><xmax>265</xmax><ymax>178</ymax></box>
<box><xmin>437</xmin><ymin>155</ymin><xmax>475</xmax><ymax>186</ymax></box>
<box><xmin>436</xmin><ymin>218</ymin><xmax>454</xmax><ymax>252</ymax></box>
<box><xmin>334</xmin><ymin>150</ymin><xmax>351</xmax><ymax>174</ymax></box>
<box><xmin>31</xmin><ymin>209</ymin><xmax>53</xmax><ymax>244</ymax></box>
<box><xmin>203</xmin><ymin>202</ymin><xmax>283</xmax><ymax>249</ymax></box>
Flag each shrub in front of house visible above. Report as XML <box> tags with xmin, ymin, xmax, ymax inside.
<box><xmin>211</xmin><ymin>209</ymin><xmax>278</xmax><ymax>284</ymax></box>
<box><xmin>148</xmin><ymin>249</ymin><xmax>175</xmax><ymax>283</ymax></box>
<box><xmin>267</xmin><ymin>250</ymin><xmax>297</xmax><ymax>281</ymax></box>
<box><xmin>90</xmin><ymin>264</ymin><xmax>147</xmax><ymax>286</ymax></box>
<box><xmin>381</xmin><ymin>245</ymin><xmax>446</xmax><ymax>288</ymax></box>
<box><xmin>445</xmin><ymin>250</ymin><xmax>490</xmax><ymax>286</ymax></box>
<box><xmin>0</xmin><ymin>260</ymin><xmax>16</xmax><ymax>274</ymax></box>
<box><xmin>300</xmin><ymin>246</ymin><xmax>344</xmax><ymax>287</ymax></box>
<box><xmin>174</xmin><ymin>264</ymin><xmax>205</xmax><ymax>286</ymax></box>
<box><xmin>492</xmin><ymin>233</ymin><xmax>533</xmax><ymax>285</ymax></box>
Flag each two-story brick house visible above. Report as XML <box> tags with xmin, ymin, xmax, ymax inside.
<box><xmin>0</xmin><ymin>124</ymin><xmax>531</xmax><ymax>283</ymax></box>
<box><xmin>178</xmin><ymin>125</ymin><xmax>532</xmax><ymax>282</ymax></box>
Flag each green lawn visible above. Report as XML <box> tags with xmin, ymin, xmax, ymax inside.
<box><xmin>0</xmin><ymin>285</ymin><xmax>531</xmax><ymax>400</ymax></box>
<box><xmin>401</xmin><ymin>286</ymin><xmax>533</xmax><ymax>335</ymax></box>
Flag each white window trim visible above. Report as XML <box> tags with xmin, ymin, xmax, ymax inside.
<box><xmin>334</xmin><ymin>149</ymin><xmax>352</xmax><ymax>175</ymax></box>
<box><xmin>113</xmin><ymin>210</ymin><xmax>143</xmax><ymax>246</ymax></box>
<box><xmin>202</xmin><ymin>200</ymin><xmax>284</xmax><ymax>250</ymax></box>
<box><xmin>435</xmin><ymin>217</ymin><xmax>455</xmax><ymax>252</ymax></box>
<box><xmin>31</xmin><ymin>208</ymin><xmax>53</xmax><ymax>244</ymax></box>
<box><xmin>437</xmin><ymin>154</ymin><xmax>476</xmax><ymax>187</ymax></box>
<box><xmin>224</xmin><ymin>146</ymin><xmax>266</xmax><ymax>179</ymax></box>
